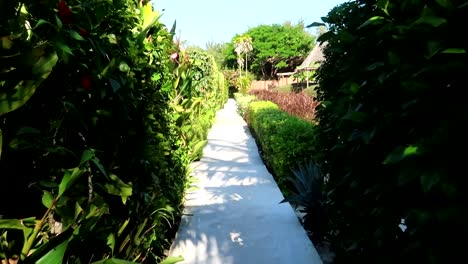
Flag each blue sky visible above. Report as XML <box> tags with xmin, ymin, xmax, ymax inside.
<box><xmin>151</xmin><ymin>0</ymin><xmax>348</xmax><ymax>48</ymax></box>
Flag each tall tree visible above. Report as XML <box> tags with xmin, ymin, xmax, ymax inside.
<box><xmin>225</xmin><ymin>21</ymin><xmax>315</xmax><ymax>79</ymax></box>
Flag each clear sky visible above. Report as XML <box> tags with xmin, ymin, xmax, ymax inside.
<box><xmin>151</xmin><ymin>0</ymin><xmax>348</xmax><ymax>48</ymax></box>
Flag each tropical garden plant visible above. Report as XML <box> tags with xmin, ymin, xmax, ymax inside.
<box><xmin>0</xmin><ymin>1</ymin><xmax>227</xmax><ymax>263</ymax></box>
<box><xmin>312</xmin><ymin>0</ymin><xmax>467</xmax><ymax>262</ymax></box>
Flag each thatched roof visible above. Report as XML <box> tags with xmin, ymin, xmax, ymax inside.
<box><xmin>297</xmin><ymin>42</ymin><xmax>327</xmax><ymax>70</ymax></box>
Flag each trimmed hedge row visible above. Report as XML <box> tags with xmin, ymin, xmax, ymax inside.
<box><xmin>246</xmin><ymin>100</ymin><xmax>317</xmax><ymax>192</ymax></box>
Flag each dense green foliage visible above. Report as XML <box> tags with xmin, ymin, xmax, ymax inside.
<box><xmin>314</xmin><ymin>0</ymin><xmax>467</xmax><ymax>262</ymax></box>
<box><xmin>246</xmin><ymin>100</ymin><xmax>317</xmax><ymax>192</ymax></box>
<box><xmin>0</xmin><ymin>1</ymin><xmax>226</xmax><ymax>263</ymax></box>
<box><xmin>225</xmin><ymin>22</ymin><xmax>315</xmax><ymax>79</ymax></box>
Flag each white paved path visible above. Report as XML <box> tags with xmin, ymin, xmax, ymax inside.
<box><xmin>169</xmin><ymin>99</ymin><xmax>322</xmax><ymax>264</ymax></box>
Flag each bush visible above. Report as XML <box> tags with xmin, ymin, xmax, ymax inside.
<box><xmin>223</xmin><ymin>69</ymin><xmax>255</xmax><ymax>96</ymax></box>
<box><xmin>315</xmin><ymin>0</ymin><xmax>467</xmax><ymax>262</ymax></box>
<box><xmin>233</xmin><ymin>92</ymin><xmax>256</xmax><ymax>117</ymax></box>
<box><xmin>246</xmin><ymin>101</ymin><xmax>318</xmax><ymax>192</ymax></box>
<box><xmin>249</xmin><ymin>89</ymin><xmax>319</xmax><ymax>122</ymax></box>
<box><xmin>0</xmin><ymin>1</ymin><xmax>226</xmax><ymax>263</ymax></box>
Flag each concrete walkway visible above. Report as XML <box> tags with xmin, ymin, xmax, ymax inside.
<box><xmin>169</xmin><ymin>99</ymin><xmax>322</xmax><ymax>264</ymax></box>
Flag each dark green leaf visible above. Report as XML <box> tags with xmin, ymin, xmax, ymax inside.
<box><xmin>435</xmin><ymin>0</ymin><xmax>452</xmax><ymax>8</ymax></box>
<box><xmin>421</xmin><ymin>173</ymin><xmax>439</xmax><ymax>193</ymax></box>
<box><xmin>92</xmin><ymin>157</ymin><xmax>108</xmax><ymax>177</ymax></box>
<box><xmin>80</xmin><ymin>149</ymin><xmax>95</xmax><ymax>166</ymax></box>
<box><xmin>357</xmin><ymin>16</ymin><xmax>385</xmax><ymax>29</ymax></box>
<box><xmin>459</xmin><ymin>1</ymin><xmax>468</xmax><ymax>8</ymax></box>
<box><xmin>16</xmin><ymin>126</ymin><xmax>41</xmax><ymax>135</ymax></box>
<box><xmin>55</xmin><ymin>15</ymin><xmax>63</xmax><ymax>29</ymax></box>
<box><xmin>33</xmin><ymin>19</ymin><xmax>52</xmax><ymax>29</ymax></box>
<box><xmin>307</xmin><ymin>22</ymin><xmax>326</xmax><ymax>28</ymax></box>
<box><xmin>69</xmin><ymin>30</ymin><xmax>85</xmax><ymax>41</ymax></box>
<box><xmin>55</xmin><ymin>41</ymin><xmax>73</xmax><ymax>55</ymax></box>
<box><xmin>109</xmin><ymin>78</ymin><xmax>121</xmax><ymax>93</ymax></box>
<box><xmin>415</xmin><ymin>16</ymin><xmax>447</xmax><ymax>27</ymax></box>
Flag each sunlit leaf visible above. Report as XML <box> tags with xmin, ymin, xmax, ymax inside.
<box><xmin>42</xmin><ymin>191</ymin><xmax>54</xmax><ymax>208</ymax></box>
<box><xmin>58</xmin><ymin>168</ymin><xmax>85</xmax><ymax>197</ymax></box>
<box><xmin>36</xmin><ymin>240</ymin><xmax>69</xmax><ymax>264</ymax></box>
<box><xmin>103</xmin><ymin>174</ymin><xmax>133</xmax><ymax>204</ymax></box>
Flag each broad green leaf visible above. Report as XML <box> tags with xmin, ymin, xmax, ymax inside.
<box><xmin>415</xmin><ymin>16</ymin><xmax>447</xmax><ymax>27</ymax></box>
<box><xmin>58</xmin><ymin>168</ymin><xmax>85</xmax><ymax>197</ymax></box>
<box><xmin>109</xmin><ymin>78</ymin><xmax>121</xmax><ymax>93</ymax></box>
<box><xmin>42</xmin><ymin>191</ymin><xmax>54</xmax><ymax>208</ymax></box>
<box><xmin>91</xmin><ymin>258</ymin><xmax>139</xmax><ymax>264</ymax></box>
<box><xmin>69</xmin><ymin>30</ymin><xmax>85</xmax><ymax>41</ymax></box>
<box><xmin>436</xmin><ymin>0</ymin><xmax>452</xmax><ymax>8</ymax></box>
<box><xmin>426</xmin><ymin>41</ymin><xmax>442</xmax><ymax>59</ymax></box>
<box><xmin>33</xmin><ymin>19</ymin><xmax>52</xmax><ymax>29</ymax></box>
<box><xmin>357</xmin><ymin>16</ymin><xmax>385</xmax><ymax>29</ymax></box>
<box><xmin>32</xmin><ymin>52</ymin><xmax>59</xmax><ymax>76</ymax></box>
<box><xmin>16</xmin><ymin>126</ymin><xmax>41</xmax><ymax>135</ymax></box>
<box><xmin>103</xmin><ymin>174</ymin><xmax>133</xmax><ymax>204</ymax></box>
<box><xmin>0</xmin><ymin>219</ymin><xmax>29</xmax><ymax>230</ymax></box>
<box><xmin>80</xmin><ymin>149</ymin><xmax>95</xmax><ymax>166</ymax></box>
<box><xmin>160</xmin><ymin>256</ymin><xmax>184</xmax><ymax>264</ymax></box>
<box><xmin>441</xmin><ymin>48</ymin><xmax>466</xmax><ymax>54</ymax></box>
<box><xmin>459</xmin><ymin>1</ymin><xmax>468</xmax><ymax>8</ymax></box>
<box><xmin>36</xmin><ymin>240</ymin><xmax>69</xmax><ymax>264</ymax></box>
<box><xmin>1</xmin><ymin>52</ymin><xmax>57</xmax><ymax>116</ymax></box>
<box><xmin>56</xmin><ymin>41</ymin><xmax>73</xmax><ymax>55</ymax></box>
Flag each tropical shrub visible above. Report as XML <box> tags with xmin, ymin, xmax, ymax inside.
<box><xmin>314</xmin><ymin>0</ymin><xmax>467</xmax><ymax>262</ymax></box>
<box><xmin>0</xmin><ymin>1</ymin><xmax>226</xmax><ymax>263</ymax></box>
<box><xmin>233</xmin><ymin>93</ymin><xmax>256</xmax><ymax>117</ymax></box>
<box><xmin>246</xmin><ymin>101</ymin><xmax>318</xmax><ymax>192</ymax></box>
<box><xmin>248</xmin><ymin>89</ymin><xmax>319</xmax><ymax>122</ymax></box>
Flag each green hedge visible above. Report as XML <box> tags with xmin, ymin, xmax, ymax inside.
<box><xmin>0</xmin><ymin>1</ymin><xmax>226</xmax><ymax>263</ymax></box>
<box><xmin>246</xmin><ymin>100</ymin><xmax>317</xmax><ymax>191</ymax></box>
<box><xmin>314</xmin><ymin>0</ymin><xmax>467</xmax><ymax>262</ymax></box>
